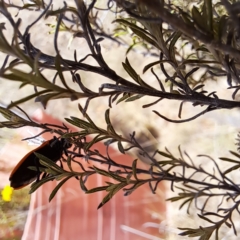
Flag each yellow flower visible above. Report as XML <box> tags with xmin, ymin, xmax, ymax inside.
<box><xmin>1</xmin><ymin>185</ymin><xmax>13</xmax><ymax>202</ymax></box>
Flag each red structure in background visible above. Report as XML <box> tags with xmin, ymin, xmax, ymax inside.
<box><xmin>19</xmin><ymin>111</ymin><xmax>166</xmax><ymax>240</ymax></box>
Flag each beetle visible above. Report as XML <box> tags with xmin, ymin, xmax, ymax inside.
<box><xmin>9</xmin><ymin>137</ymin><xmax>71</xmax><ymax>189</ymax></box>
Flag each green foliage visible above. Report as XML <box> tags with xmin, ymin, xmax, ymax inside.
<box><xmin>1</xmin><ymin>0</ymin><xmax>240</xmax><ymax>239</ymax></box>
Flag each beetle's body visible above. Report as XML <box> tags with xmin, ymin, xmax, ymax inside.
<box><xmin>9</xmin><ymin>138</ymin><xmax>70</xmax><ymax>189</ymax></box>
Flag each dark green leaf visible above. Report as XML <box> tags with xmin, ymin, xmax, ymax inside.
<box><xmin>86</xmin><ymin>186</ymin><xmax>109</xmax><ymax>194</ymax></box>
<box><xmin>132</xmin><ymin>159</ymin><xmax>138</xmax><ymax>180</ymax></box>
<box><xmin>117</xmin><ymin>141</ymin><xmax>125</xmax><ymax>154</ymax></box>
<box><xmin>143</xmin><ymin>60</ymin><xmax>170</xmax><ymax>73</ymax></box>
<box><xmin>125</xmin><ymin>94</ymin><xmax>144</xmax><ymax>102</ymax></box>
<box><xmin>116</xmin><ymin>93</ymin><xmax>131</xmax><ymax>104</ymax></box>
<box><xmin>49</xmin><ymin>176</ymin><xmax>72</xmax><ymax>201</ymax></box>
<box><xmin>29</xmin><ymin>175</ymin><xmax>55</xmax><ymax>194</ymax></box>
<box><xmin>79</xmin><ymin>175</ymin><xmax>88</xmax><ymax>192</ymax></box>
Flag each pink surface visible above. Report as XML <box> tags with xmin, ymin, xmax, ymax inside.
<box><xmin>21</xmin><ymin>111</ymin><xmax>166</xmax><ymax>240</ymax></box>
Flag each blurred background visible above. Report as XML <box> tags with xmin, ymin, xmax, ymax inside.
<box><xmin>0</xmin><ymin>0</ymin><xmax>239</xmax><ymax>239</ymax></box>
